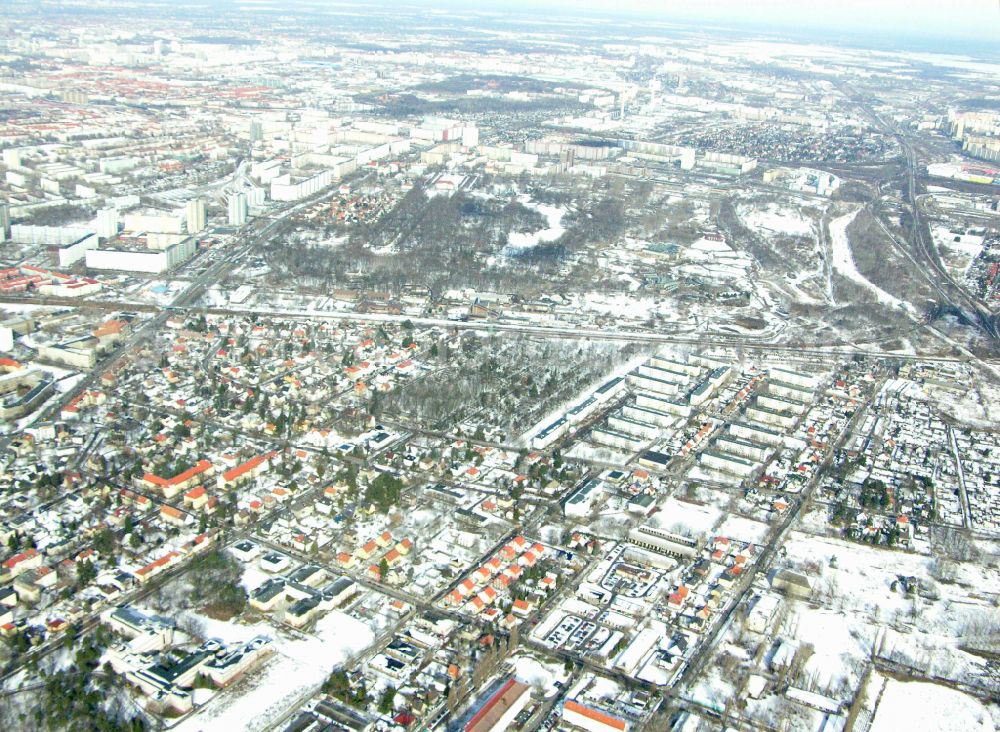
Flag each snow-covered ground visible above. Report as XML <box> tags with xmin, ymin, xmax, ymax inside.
<box><xmin>170</xmin><ymin>610</ymin><xmax>375</xmax><ymax>731</ymax></box>
<box><xmin>518</xmin><ymin>351</ymin><xmax>650</xmax><ymax>446</ymax></box>
<box><xmin>781</xmin><ymin>607</ymin><xmax>871</xmax><ymax>692</ymax></box>
<box><xmin>716</xmin><ymin>515</ymin><xmax>770</xmax><ymax>543</ymax></box>
<box><xmin>678</xmin><ymin>236</ymin><xmax>753</xmax><ymax>282</ymax></box>
<box><xmin>924</xmin><ymin>377</ymin><xmax>1000</xmax><ymax>426</ymax></box>
<box><xmin>570</xmin><ymin>293</ymin><xmax>658</xmax><ymax>319</ymax></box>
<box><xmin>739</xmin><ymin>202</ymin><xmax>816</xmax><ymax>238</ymax></box>
<box><xmin>828</xmin><ymin>209</ymin><xmax>908</xmax><ymax>311</ymax></box>
<box><xmin>932</xmin><ymin>225</ymin><xmax>986</xmax><ymax>276</ymax></box>
<box><xmin>509</xmin><ymin>654</ymin><xmax>570</xmax><ymax>699</ymax></box>
<box><xmin>504</xmin><ymin>198</ymin><xmax>566</xmax><ymax>252</ymax></box>
<box><xmin>869</xmin><ymin>675</ymin><xmax>997</xmax><ymax>732</ymax></box>
<box><xmin>566</xmin><ymin>441</ymin><xmax>633</xmax><ymax>465</ymax></box>
<box><xmin>778</xmin><ymin>532</ymin><xmax>1000</xmax><ymax>695</ymax></box>
<box><xmin>648</xmin><ymin>498</ymin><xmax>722</xmax><ymax>538</ymax></box>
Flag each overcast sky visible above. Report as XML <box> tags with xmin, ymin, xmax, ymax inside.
<box><xmin>484</xmin><ymin>0</ymin><xmax>1000</xmax><ymax>41</ymax></box>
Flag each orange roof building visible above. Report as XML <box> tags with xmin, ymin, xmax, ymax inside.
<box><xmin>562</xmin><ymin>700</ymin><xmax>628</xmax><ymax>731</ymax></box>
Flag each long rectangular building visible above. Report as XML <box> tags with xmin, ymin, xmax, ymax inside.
<box><xmin>638</xmin><ymin>450</ymin><xmax>671</xmax><ymax>471</ymax></box>
<box><xmin>86</xmin><ymin>236</ymin><xmax>196</xmax><ymax>273</ymax></box>
<box><xmin>745</xmin><ymin>404</ymin><xmax>798</xmax><ymax>430</ymax></box>
<box><xmin>465</xmin><ymin>678</ymin><xmax>532</xmax><ymax>732</ymax></box>
<box><xmin>700</xmin><ymin>449</ymin><xmax>756</xmax><ymax>477</ymax></box>
<box><xmin>531</xmin><ymin>417</ymin><xmax>567</xmax><ymax>449</ymax></box>
<box><xmin>567</xmin><ymin>396</ymin><xmax>600</xmax><ymax>424</ymax></box>
<box><xmin>713</xmin><ymin>436</ymin><xmax>772</xmax><ymax>462</ymax></box>
<box><xmin>769</xmin><ymin>366</ymin><xmax>819</xmax><ymax>390</ymax></box>
<box><xmin>635</xmin><ymin>392</ymin><xmax>690</xmax><ymax>417</ymax></box>
<box><xmin>563</xmin><ymin>700</ymin><xmax>629</xmax><ymax>732</ymax></box>
<box><xmin>768</xmin><ymin>379</ymin><xmax>814</xmax><ymax>403</ymax></box>
<box><xmin>591</xmin><ymin>428</ymin><xmax>645</xmax><ymax>452</ymax></box>
<box><xmin>628</xmin><ymin>373</ymin><xmax>679</xmax><ymax>397</ymax></box>
<box><xmin>622</xmin><ymin>404</ymin><xmax>676</xmax><ymax>428</ymax></box>
<box><xmin>594</xmin><ymin>376</ymin><xmax>626</xmax><ymax>403</ymax></box>
<box><xmin>729</xmin><ymin>421</ymin><xmax>785</xmax><ymax>447</ymax></box>
<box><xmin>627</xmin><ymin>526</ymin><xmax>698</xmax><ymax>558</ymax></box>
<box><xmin>636</xmin><ymin>364</ymin><xmax>688</xmax><ymax>385</ymax></box>
<box><xmin>649</xmin><ymin>356</ymin><xmax>699</xmax><ymax>377</ymax></box>
<box><xmin>606</xmin><ymin>415</ymin><xmax>660</xmax><ymax>440</ymax></box>
<box><xmin>756</xmin><ymin>394</ymin><xmax>808</xmax><ymax>415</ymax></box>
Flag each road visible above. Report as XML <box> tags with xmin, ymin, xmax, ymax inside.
<box><xmin>2</xmin><ymin>118</ymin><xmax>993</xmax><ymax>731</ymax></box>
<box><xmin>647</xmin><ymin>376</ymin><xmax>879</xmax><ymax>727</ymax></box>
<box><xmin>8</xmin><ymin>291</ymin><xmax>992</xmax><ymax>365</ymax></box>
<box><xmin>840</xmin><ymin>81</ymin><xmax>999</xmax><ymax>341</ymax></box>
<box><xmin>947</xmin><ymin>424</ymin><xmax>974</xmax><ymax>529</ymax></box>
<box><xmin>0</xmin><ymin>184</ymin><xmax>355</xmax><ymax>688</ymax></box>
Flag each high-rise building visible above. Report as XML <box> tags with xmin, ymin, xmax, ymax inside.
<box><xmin>228</xmin><ymin>193</ymin><xmax>248</xmax><ymax>226</ymax></box>
<box><xmin>186</xmin><ymin>199</ymin><xmax>207</xmax><ymax>233</ymax></box>
<box><xmin>247</xmin><ymin>186</ymin><xmax>265</xmax><ymax>208</ymax></box>
<box><xmin>2</xmin><ymin>149</ymin><xmax>20</xmax><ymax>169</ymax></box>
<box><xmin>0</xmin><ymin>202</ymin><xmax>10</xmax><ymax>241</ymax></box>
<box><xmin>249</xmin><ymin>119</ymin><xmax>264</xmax><ymax>143</ymax></box>
<box><xmin>96</xmin><ymin>207</ymin><xmax>118</xmax><ymax>239</ymax></box>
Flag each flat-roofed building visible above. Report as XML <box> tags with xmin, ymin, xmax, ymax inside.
<box><xmin>627</xmin><ymin>373</ymin><xmax>679</xmax><ymax>397</ymax></box>
<box><xmin>769</xmin><ymin>366</ymin><xmax>818</xmax><ymax>390</ymax></box>
<box><xmin>638</xmin><ymin>450</ymin><xmax>671</xmax><ymax>471</ymax></box>
<box><xmin>700</xmin><ymin>449</ymin><xmax>756</xmax><ymax>477</ymax></box>
<box><xmin>622</xmin><ymin>404</ymin><xmax>676</xmax><ymax>427</ymax></box>
<box><xmin>757</xmin><ymin>394</ymin><xmax>808</xmax><ymax>415</ymax></box>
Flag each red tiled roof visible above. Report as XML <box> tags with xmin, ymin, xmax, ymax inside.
<box><xmin>221</xmin><ymin>451</ymin><xmax>276</xmax><ymax>482</ymax></box>
<box><xmin>563</xmin><ymin>700</ymin><xmax>627</xmax><ymax>730</ymax></box>
<box><xmin>143</xmin><ymin>459</ymin><xmax>212</xmax><ymax>488</ymax></box>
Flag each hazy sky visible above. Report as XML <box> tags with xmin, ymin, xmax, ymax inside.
<box><xmin>489</xmin><ymin>0</ymin><xmax>1000</xmax><ymax>41</ymax></box>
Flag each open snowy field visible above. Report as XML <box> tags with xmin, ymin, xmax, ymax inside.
<box><xmin>869</xmin><ymin>674</ymin><xmax>997</xmax><ymax>732</ymax></box>
<box><xmin>739</xmin><ymin>202</ymin><xmax>817</xmax><ymax>238</ymax></box>
<box><xmin>168</xmin><ymin>610</ymin><xmax>376</xmax><ymax>731</ymax></box>
<box><xmin>828</xmin><ymin>209</ymin><xmax>907</xmax><ymax>310</ymax></box>
<box><xmin>649</xmin><ymin>497</ymin><xmax>723</xmax><ymax>538</ymax></box>
<box><xmin>777</xmin><ymin>532</ymin><xmax>1000</xmax><ymax>695</ymax></box>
